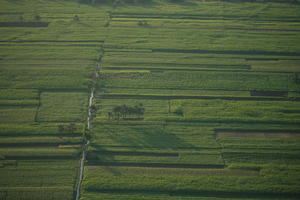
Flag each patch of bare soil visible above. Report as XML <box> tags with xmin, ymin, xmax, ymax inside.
<box><xmin>217</xmin><ymin>131</ymin><xmax>300</xmax><ymax>139</ymax></box>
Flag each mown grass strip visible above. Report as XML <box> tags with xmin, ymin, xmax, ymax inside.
<box><xmin>97</xmin><ymin>94</ymin><xmax>292</xmax><ymax>101</ymax></box>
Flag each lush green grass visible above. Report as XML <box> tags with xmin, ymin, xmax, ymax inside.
<box><xmin>37</xmin><ymin>92</ymin><xmax>88</xmax><ymax>122</ymax></box>
<box><xmin>171</xmin><ymin>99</ymin><xmax>300</xmax><ymax>123</ymax></box>
<box><xmin>0</xmin><ymin>123</ymin><xmax>84</xmax><ymax>136</ymax></box>
<box><xmin>81</xmin><ymin>191</ymin><xmax>295</xmax><ymax>200</ymax></box>
<box><xmin>0</xmin><ymin>160</ymin><xmax>78</xmax><ymax>200</ymax></box>
<box><xmin>1</xmin><ymin>0</ymin><xmax>300</xmax><ymax>199</ymax></box>
<box><xmin>0</xmin><ymin>89</ymin><xmax>39</xmax><ymax>100</ymax></box>
<box><xmin>89</xmin><ymin>124</ymin><xmax>219</xmax><ymax>149</ymax></box>
<box><xmin>0</xmin><ymin>0</ymin><xmax>109</xmax><ymax>199</ymax></box>
<box><xmin>103</xmin><ymin>50</ymin><xmax>300</xmax><ymax>72</ymax></box>
<box><xmin>82</xmin><ymin>165</ymin><xmax>300</xmax><ymax>197</ymax></box>
<box><xmin>0</xmin><ymin>136</ymin><xmax>82</xmax><ymax>145</ymax></box>
<box><xmin>97</xmin><ymin>87</ymin><xmax>251</xmax><ymax>97</ymax></box>
<box><xmin>93</xmin><ymin>97</ymin><xmax>300</xmax><ymax>124</ymax></box>
<box><xmin>98</xmin><ymin>71</ymin><xmax>300</xmax><ymax>91</ymax></box>
<box><xmin>0</xmin><ymin>107</ymin><xmax>37</xmax><ymax>123</ymax></box>
<box><xmin>0</xmin><ymin>147</ymin><xmax>80</xmax><ymax>159</ymax></box>
<box><xmin>0</xmin><ymin>65</ymin><xmax>93</xmax><ymax>89</ymax></box>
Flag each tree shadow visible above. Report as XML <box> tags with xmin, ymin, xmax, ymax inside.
<box><xmin>87</xmin><ymin>144</ymin><xmax>122</xmax><ymax>176</ymax></box>
<box><xmin>87</xmin><ymin>124</ymin><xmax>195</xmax><ymax>175</ymax></box>
<box><xmin>167</xmin><ymin>0</ymin><xmax>198</xmax><ymax>7</ymax></box>
<box><xmin>110</xmin><ymin>124</ymin><xmax>193</xmax><ymax>149</ymax></box>
<box><xmin>78</xmin><ymin>0</ymin><xmax>159</xmax><ymax>8</ymax></box>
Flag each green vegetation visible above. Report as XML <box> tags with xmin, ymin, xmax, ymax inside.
<box><xmin>0</xmin><ymin>0</ymin><xmax>106</xmax><ymax>198</ymax></box>
<box><xmin>37</xmin><ymin>92</ymin><xmax>88</xmax><ymax>122</ymax></box>
<box><xmin>0</xmin><ymin>0</ymin><xmax>300</xmax><ymax>199</ymax></box>
<box><xmin>0</xmin><ymin>160</ymin><xmax>78</xmax><ymax>200</ymax></box>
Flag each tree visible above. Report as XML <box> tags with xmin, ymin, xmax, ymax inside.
<box><xmin>73</xmin><ymin>15</ymin><xmax>80</xmax><ymax>21</ymax></box>
<box><xmin>67</xmin><ymin>123</ymin><xmax>77</xmax><ymax>133</ymax></box>
<box><xmin>137</xmin><ymin>20</ymin><xmax>149</xmax><ymax>27</ymax></box>
<box><xmin>113</xmin><ymin>105</ymin><xmax>121</xmax><ymax>120</ymax></box>
<box><xmin>294</xmin><ymin>72</ymin><xmax>300</xmax><ymax>83</ymax></box>
<box><xmin>174</xmin><ymin>107</ymin><xmax>184</xmax><ymax>116</ymax></box>
<box><xmin>107</xmin><ymin>112</ymin><xmax>113</xmax><ymax>120</ymax></box>
<box><xmin>58</xmin><ymin>125</ymin><xmax>65</xmax><ymax>133</ymax></box>
<box><xmin>34</xmin><ymin>14</ymin><xmax>41</xmax><ymax>21</ymax></box>
<box><xmin>90</xmin><ymin>105</ymin><xmax>98</xmax><ymax>119</ymax></box>
<box><xmin>110</xmin><ymin>103</ymin><xmax>145</xmax><ymax>120</ymax></box>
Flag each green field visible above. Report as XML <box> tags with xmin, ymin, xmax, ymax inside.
<box><xmin>0</xmin><ymin>0</ymin><xmax>300</xmax><ymax>199</ymax></box>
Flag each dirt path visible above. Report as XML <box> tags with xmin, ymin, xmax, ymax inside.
<box><xmin>75</xmin><ymin>88</ymin><xmax>93</xmax><ymax>200</ymax></box>
<box><xmin>74</xmin><ymin>12</ymin><xmax>111</xmax><ymax>199</ymax></box>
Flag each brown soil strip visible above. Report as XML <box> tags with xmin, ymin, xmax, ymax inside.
<box><xmin>0</xmin><ymin>22</ymin><xmax>49</xmax><ymax>27</ymax></box>
<box><xmin>0</xmin><ymin>133</ymin><xmax>81</xmax><ymax>137</ymax></box>
<box><xmin>250</xmin><ymin>91</ymin><xmax>288</xmax><ymax>97</ymax></box>
<box><xmin>87</xmin><ymin>162</ymin><xmax>224</xmax><ymax>169</ymax></box>
<box><xmin>152</xmin><ymin>48</ymin><xmax>300</xmax><ymax>57</ymax></box>
<box><xmin>109</xmin><ymin>62</ymin><xmax>251</xmax><ymax>69</ymax></box>
<box><xmin>105</xmin><ymin>66</ymin><xmax>250</xmax><ymax>73</ymax></box>
<box><xmin>0</xmin><ymin>143</ymin><xmax>82</xmax><ymax>148</ymax></box>
<box><xmin>112</xmin><ymin>13</ymin><xmax>300</xmax><ymax>22</ymax></box>
<box><xmin>4</xmin><ymin>156</ymin><xmax>79</xmax><ymax>160</ymax></box>
<box><xmin>216</xmin><ymin>130</ymin><xmax>300</xmax><ymax>139</ymax></box>
<box><xmin>111</xmin><ymin>24</ymin><xmax>300</xmax><ymax>32</ymax></box>
<box><xmin>0</xmin><ymin>40</ymin><xmax>104</xmax><ymax>43</ymax></box>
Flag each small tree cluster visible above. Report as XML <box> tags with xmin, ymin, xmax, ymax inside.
<box><xmin>108</xmin><ymin>103</ymin><xmax>145</xmax><ymax>120</ymax></box>
<box><xmin>58</xmin><ymin>123</ymin><xmax>77</xmax><ymax>133</ymax></box>
<box><xmin>137</xmin><ymin>20</ymin><xmax>149</xmax><ymax>27</ymax></box>
<box><xmin>90</xmin><ymin>105</ymin><xmax>98</xmax><ymax>119</ymax></box>
<box><xmin>294</xmin><ymin>72</ymin><xmax>300</xmax><ymax>83</ymax></box>
<box><xmin>173</xmin><ymin>107</ymin><xmax>184</xmax><ymax>116</ymax></box>
<box><xmin>73</xmin><ymin>15</ymin><xmax>80</xmax><ymax>21</ymax></box>
<box><xmin>34</xmin><ymin>14</ymin><xmax>41</xmax><ymax>21</ymax></box>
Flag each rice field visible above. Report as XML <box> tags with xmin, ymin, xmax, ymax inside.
<box><xmin>0</xmin><ymin>0</ymin><xmax>300</xmax><ymax>199</ymax></box>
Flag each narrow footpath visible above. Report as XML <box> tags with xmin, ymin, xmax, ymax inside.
<box><xmin>75</xmin><ymin>88</ymin><xmax>94</xmax><ymax>200</ymax></box>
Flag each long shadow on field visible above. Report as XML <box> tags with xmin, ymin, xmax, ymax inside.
<box><xmin>79</xmin><ymin>0</ymin><xmax>158</xmax><ymax>7</ymax></box>
<box><xmin>87</xmin><ymin>145</ymin><xmax>122</xmax><ymax>176</ymax></box>
<box><xmin>112</xmin><ymin>125</ymin><xmax>192</xmax><ymax>149</ymax></box>
<box><xmin>87</xmin><ymin>124</ymin><xmax>196</xmax><ymax>174</ymax></box>
<box><xmin>168</xmin><ymin>0</ymin><xmax>198</xmax><ymax>7</ymax></box>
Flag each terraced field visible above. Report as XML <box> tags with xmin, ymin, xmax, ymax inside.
<box><xmin>0</xmin><ymin>0</ymin><xmax>106</xmax><ymax>199</ymax></box>
<box><xmin>1</xmin><ymin>0</ymin><xmax>300</xmax><ymax>200</ymax></box>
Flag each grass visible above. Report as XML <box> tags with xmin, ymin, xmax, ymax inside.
<box><xmin>82</xmin><ymin>165</ymin><xmax>300</xmax><ymax>197</ymax></box>
<box><xmin>0</xmin><ymin>160</ymin><xmax>78</xmax><ymax>200</ymax></box>
<box><xmin>0</xmin><ymin>136</ymin><xmax>82</xmax><ymax>145</ymax></box>
<box><xmin>0</xmin><ymin>147</ymin><xmax>80</xmax><ymax>159</ymax></box>
<box><xmin>0</xmin><ymin>107</ymin><xmax>37</xmax><ymax>123</ymax></box>
<box><xmin>37</xmin><ymin>92</ymin><xmax>88</xmax><ymax>122</ymax></box>
<box><xmin>0</xmin><ymin>0</ymin><xmax>300</xmax><ymax>199</ymax></box>
<box><xmin>93</xmin><ymin>97</ymin><xmax>300</xmax><ymax>124</ymax></box>
<box><xmin>81</xmin><ymin>191</ymin><xmax>295</xmax><ymax>200</ymax></box>
<box><xmin>98</xmin><ymin>71</ymin><xmax>300</xmax><ymax>91</ymax></box>
<box><xmin>96</xmin><ymin>88</ymin><xmax>251</xmax><ymax>97</ymax></box>
<box><xmin>0</xmin><ymin>123</ymin><xmax>84</xmax><ymax>136</ymax></box>
<box><xmin>0</xmin><ymin>89</ymin><xmax>39</xmax><ymax>100</ymax></box>
<box><xmin>88</xmin><ymin>124</ymin><xmax>219</xmax><ymax>149</ymax></box>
